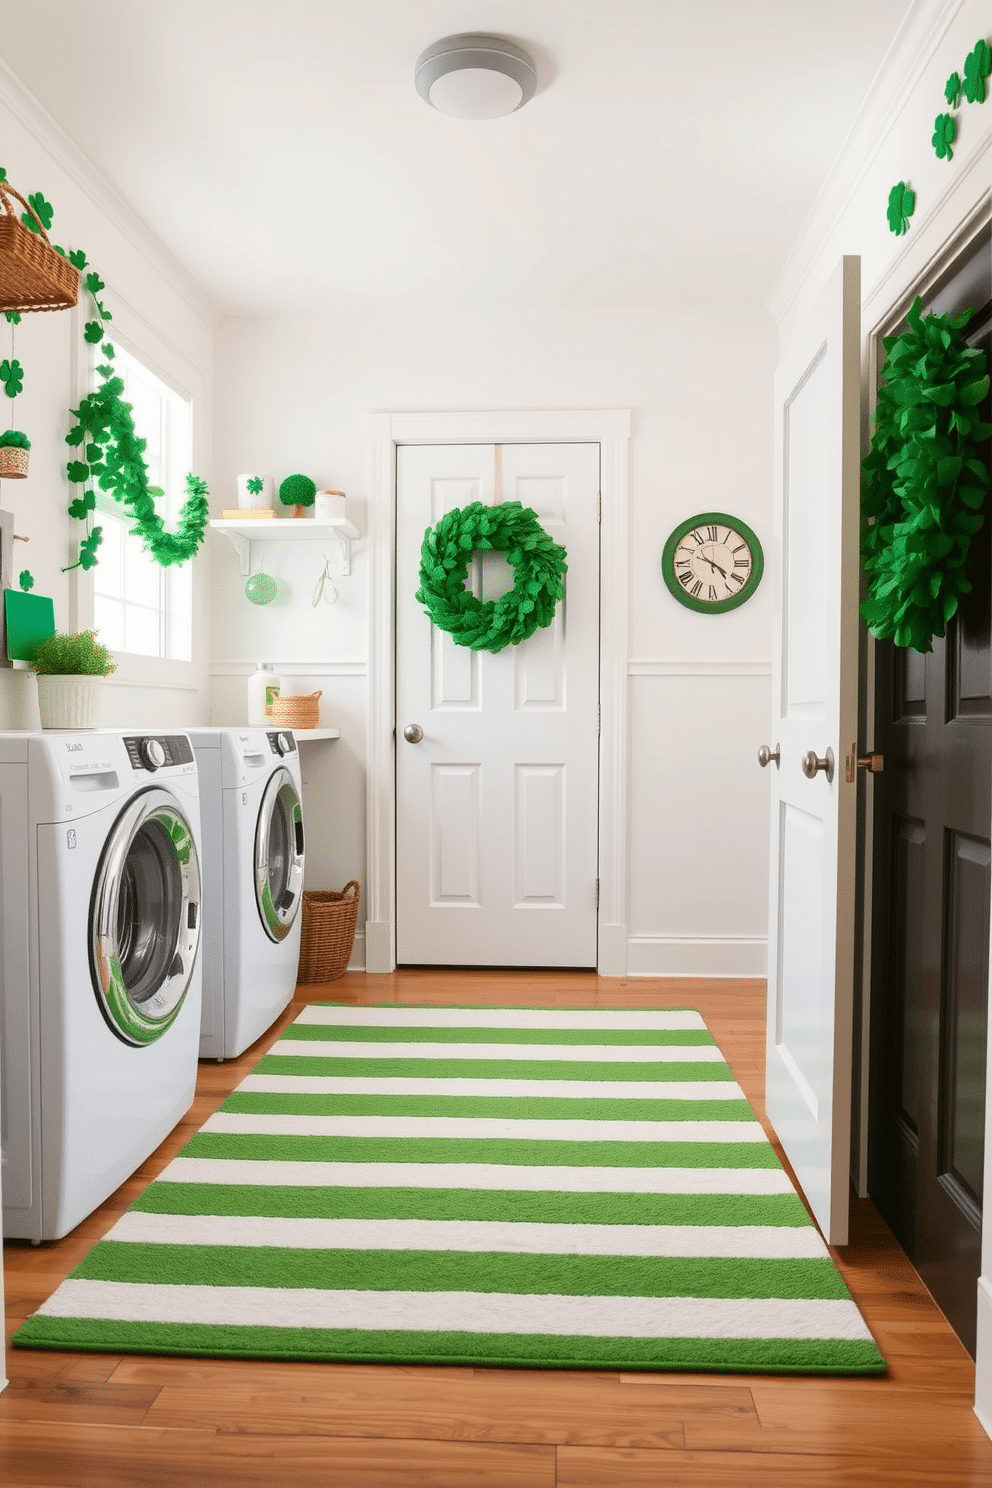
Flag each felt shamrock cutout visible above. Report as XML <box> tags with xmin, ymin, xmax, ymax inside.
<box><xmin>945</xmin><ymin>71</ymin><xmax>963</xmax><ymax>107</ymax></box>
<box><xmin>886</xmin><ymin>181</ymin><xmax>915</xmax><ymax>236</ymax></box>
<box><xmin>22</xmin><ymin>191</ymin><xmax>53</xmax><ymax>235</ymax></box>
<box><xmin>932</xmin><ymin>112</ymin><xmax>956</xmax><ymax>160</ymax></box>
<box><xmin>0</xmin><ymin>167</ymin><xmax>6</xmax><ymax>182</ymax></box>
<box><xmin>963</xmin><ymin>38</ymin><xmax>991</xmax><ymax>103</ymax></box>
<box><xmin>247</xmin><ymin>475</ymin><xmax>265</xmax><ymax>495</ymax></box>
<box><xmin>18</xmin><ymin>570</ymin><xmax>33</xmax><ymax>592</ymax></box>
<box><xmin>78</xmin><ymin>527</ymin><xmax>103</xmax><ymax>571</ymax></box>
<box><xmin>0</xmin><ymin>359</ymin><xmax>24</xmax><ymax>397</ymax></box>
<box><xmin>4</xmin><ymin>312</ymin><xmax>20</xmax><ymax>325</ymax></box>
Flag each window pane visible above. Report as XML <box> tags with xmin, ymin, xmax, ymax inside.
<box><xmin>125</xmin><ymin>603</ymin><xmax>161</xmax><ymax>658</ymax></box>
<box><xmin>93</xmin><ymin>593</ymin><xmax>125</xmax><ymax>653</ymax></box>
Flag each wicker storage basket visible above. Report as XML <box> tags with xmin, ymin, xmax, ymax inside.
<box><xmin>0</xmin><ymin>181</ymin><xmax>79</xmax><ymax>313</ymax></box>
<box><xmin>269</xmin><ymin>689</ymin><xmax>322</xmax><ymax>729</ymax></box>
<box><xmin>297</xmin><ymin>882</ymin><xmax>361</xmax><ymax>982</ymax></box>
<box><xmin>0</xmin><ymin>446</ymin><xmax>29</xmax><ymax>478</ymax></box>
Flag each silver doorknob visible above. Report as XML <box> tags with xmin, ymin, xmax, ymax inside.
<box><xmin>857</xmin><ymin>751</ymin><xmax>884</xmax><ymax>774</ymax></box>
<box><xmin>802</xmin><ymin>747</ymin><xmax>835</xmax><ymax>783</ymax></box>
<box><xmin>403</xmin><ymin>723</ymin><xmax>424</xmax><ymax>743</ymax></box>
<box><xmin>757</xmin><ymin>744</ymin><xmax>780</xmax><ymax>769</ymax></box>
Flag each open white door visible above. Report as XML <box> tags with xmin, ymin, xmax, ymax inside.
<box><xmin>765</xmin><ymin>256</ymin><xmax>862</xmax><ymax>1245</ymax></box>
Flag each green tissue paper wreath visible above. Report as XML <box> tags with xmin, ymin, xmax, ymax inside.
<box><xmin>416</xmin><ymin>500</ymin><xmax>567</xmax><ymax>653</ymax></box>
<box><xmin>860</xmin><ymin>297</ymin><xmax>991</xmax><ymax>653</ymax></box>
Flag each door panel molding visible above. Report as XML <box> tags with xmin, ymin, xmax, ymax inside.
<box><xmin>366</xmin><ymin>409</ymin><xmax>631</xmax><ymax>974</ymax></box>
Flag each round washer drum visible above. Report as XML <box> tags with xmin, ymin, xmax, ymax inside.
<box><xmin>254</xmin><ymin>766</ymin><xmax>305</xmax><ymax>942</ymax></box>
<box><xmin>90</xmin><ymin>787</ymin><xmax>202</xmax><ymax>1047</ymax></box>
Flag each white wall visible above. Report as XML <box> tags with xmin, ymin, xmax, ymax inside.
<box><xmin>213</xmin><ymin>300</ymin><xmax>777</xmax><ymax>976</ymax></box>
<box><xmin>767</xmin><ymin>0</ymin><xmax>992</xmax><ymax>1438</ymax></box>
<box><xmin>0</xmin><ymin>63</ymin><xmax>217</xmax><ymax>731</ymax></box>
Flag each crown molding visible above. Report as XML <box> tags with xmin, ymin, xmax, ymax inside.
<box><xmin>766</xmin><ymin>0</ymin><xmax>965</xmax><ymax>326</ymax></box>
<box><xmin>0</xmin><ymin>53</ymin><xmax>220</xmax><ymax>329</ymax></box>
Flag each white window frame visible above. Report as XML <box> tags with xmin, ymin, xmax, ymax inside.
<box><xmin>68</xmin><ymin>299</ymin><xmax>206</xmax><ymax>692</ymax></box>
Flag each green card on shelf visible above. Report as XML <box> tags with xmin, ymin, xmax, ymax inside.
<box><xmin>5</xmin><ymin>589</ymin><xmax>55</xmax><ymax>662</ymax></box>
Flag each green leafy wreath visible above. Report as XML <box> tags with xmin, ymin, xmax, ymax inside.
<box><xmin>416</xmin><ymin>500</ymin><xmax>567</xmax><ymax>653</ymax></box>
<box><xmin>860</xmin><ymin>297</ymin><xmax>991</xmax><ymax>653</ymax></box>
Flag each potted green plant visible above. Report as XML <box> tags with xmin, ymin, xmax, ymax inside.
<box><xmin>0</xmin><ymin>428</ymin><xmax>31</xmax><ymax>478</ymax></box>
<box><xmin>278</xmin><ymin>472</ymin><xmax>316</xmax><ymax>518</ymax></box>
<box><xmin>30</xmin><ymin>628</ymin><xmax>117</xmax><ymax>729</ymax></box>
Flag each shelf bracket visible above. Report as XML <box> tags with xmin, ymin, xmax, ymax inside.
<box><xmin>329</xmin><ymin>526</ymin><xmax>352</xmax><ymax>577</ymax></box>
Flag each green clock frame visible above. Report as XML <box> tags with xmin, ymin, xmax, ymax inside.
<box><xmin>661</xmin><ymin>511</ymin><xmax>764</xmax><ymax>615</ymax></box>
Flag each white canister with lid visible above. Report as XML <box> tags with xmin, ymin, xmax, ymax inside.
<box><xmin>246</xmin><ymin>662</ymin><xmax>284</xmax><ymax>726</ymax></box>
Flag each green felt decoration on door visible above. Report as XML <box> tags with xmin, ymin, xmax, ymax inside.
<box><xmin>860</xmin><ymin>298</ymin><xmax>991</xmax><ymax>653</ymax></box>
<box><xmin>416</xmin><ymin>500</ymin><xmax>567</xmax><ymax>653</ymax></box>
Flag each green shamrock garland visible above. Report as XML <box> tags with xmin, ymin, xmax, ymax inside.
<box><xmin>416</xmin><ymin>500</ymin><xmax>567</xmax><ymax>653</ymax></box>
<box><xmin>60</xmin><ymin>254</ymin><xmax>208</xmax><ymax>571</ymax></box>
<box><xmin>0</xmin><ymin>164</ymin><xmax>209</xmax><ymax>573</ymax></box>
<box><xmin>888</xmin><ymin>35</ymin><xmax>990</xmax><ymax>230</ymax></box>
<box><xmin>860</xmin><ymin>298</ymin><xmax>991</xmax><ymax>653</ymax></box>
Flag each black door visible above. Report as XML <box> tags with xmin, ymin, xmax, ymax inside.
<box><xmin>868</xmin><ymin>231</ymin><xmax>992</xmax><ymax>1357</ymax></box>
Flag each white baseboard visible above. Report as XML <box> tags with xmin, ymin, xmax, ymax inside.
<box><xmin>975</xmin><ymin>1277</ymin><xmax>992</xmax><ymax>1442</ymax></box>
<box><xmin>626</xmin><ymin>935</ymin><xmax>767</xmax><ymax>979</ymax></box>
<box><xmin>346</xmin><ymin>930</ymin><xmax>366</xmax><ymax>973</ymax></box>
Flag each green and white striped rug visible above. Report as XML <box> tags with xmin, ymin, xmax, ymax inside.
<box><xmin>14</xmin><ymin>1004</ymin><xmax>885</xmax><ymax>1375</ymax></box>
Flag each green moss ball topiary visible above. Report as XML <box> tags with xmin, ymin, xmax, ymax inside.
<box><xmin>278</xmin><ymin>473</ymin><xmax>317</xmax><ymax>509</ymax></box>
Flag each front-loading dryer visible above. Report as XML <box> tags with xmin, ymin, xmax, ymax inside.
<box><xmin>0</xmin><ymin>730</ymin><xmax>203</xmax><ymax>1241</ymax></box>
<box><xmin>187</xmin><ymin>727</ymin><xmax>305</xmax><ymax>1060</ymax></box>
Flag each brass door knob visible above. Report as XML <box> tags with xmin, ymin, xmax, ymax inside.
<box><xmin>857</xmin><ymin>752</ymin><xmax>884</xmax><ymax>774</ymax></box>
<box><xmin>757</xmin><ymin>744</ymin><xmax>780</xmax><ymax>769</ymax></box>
<box><xmin>403</xmin><ymin>724</ymin><xmax>424</xmax><ymax>743</ymax></box>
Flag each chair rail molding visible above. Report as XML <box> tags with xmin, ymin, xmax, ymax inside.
<box><xmin>366</xmin><ymin>408</ymin><xmax>631</xmax><ymax>975</ymax></box>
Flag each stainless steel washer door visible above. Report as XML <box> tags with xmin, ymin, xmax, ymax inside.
<box><xmin>254</xmin><ymin>767</ymin><xmax>305</xmax><ymax>942</ymax></box>
<box><xmin>90</xmin><ymin>788</ymin><xmax>202</xmax><ymax>1046</ymax></box>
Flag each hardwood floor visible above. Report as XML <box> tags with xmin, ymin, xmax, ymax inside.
<box><xmin>3</xmin><ymin>970</ymin><xmax>991</xmax><ymax>1486</ymax></box>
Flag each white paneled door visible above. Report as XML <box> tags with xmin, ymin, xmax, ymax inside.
<box><xmin>765</xmin><ymin>257</ymin><xmax>861</xmax><ymax>1245</ymax></box>
<box><xmin>396</xmin><ymin>443</ymin><xmax>600</xmax><ymax>966</ymax></box>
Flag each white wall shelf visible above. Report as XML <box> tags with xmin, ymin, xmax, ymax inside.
<box><xmin>293</xmin><ymin>728</ymin><xmax>341</xmax><ymax>743</ymax></box>
<box><xmin>210</xmin><ymin>517</ymin><xmax>361</xmax><ymax>576</ymax></box>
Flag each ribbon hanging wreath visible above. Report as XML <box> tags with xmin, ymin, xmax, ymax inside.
<box><xmin>416</xmin><ymin>500</ymin><xmax>567</xmax><ymax>653</ymax></box>
<box><xmin>860</xmin><ymin>296</ymin><xmax>991</xmax><ymax>653</ymax></box>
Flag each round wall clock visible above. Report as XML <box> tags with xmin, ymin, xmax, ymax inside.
<box><xmin>661</xmin><ymin>511</ymin><xmax>764</xmax><ymax>614</ymax></box>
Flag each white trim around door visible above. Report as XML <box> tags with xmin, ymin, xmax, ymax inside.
<box><xmin>365</xmin><ymin>409</ymin><xmax>631</xmax><ymax>975</ymax></box>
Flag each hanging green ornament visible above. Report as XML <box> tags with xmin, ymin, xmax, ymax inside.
<box><xmin>245</xmin><ymin>567</ymin><xmax>278</xmax><ymax>606</ymax></box>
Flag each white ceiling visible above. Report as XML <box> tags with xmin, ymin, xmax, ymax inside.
<box><xmin>0</xmin><ymin>0</ymin><xmax>913</xmax><ymax>317</ymax></box>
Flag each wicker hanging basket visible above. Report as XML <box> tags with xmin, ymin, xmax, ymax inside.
<box><xmin>297</xmin><ymin>882</ymin><xmax>361</xmax><ymax>982</ymax></box>
<box><xmin>269</xmin><ymin>689</ymin><xmax>322</xmax><ymax>730</ymax></box>
<box><xmin>0</xmin><ymin>445</ymin><xmax>29</xmax><ymax>478</ymax></box>
<box><xmin>0</xmin><ymin>181</ymin><xmax>79</xmax><ymax>314</ymax></box>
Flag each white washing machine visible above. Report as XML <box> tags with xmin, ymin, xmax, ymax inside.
<box><xmin>187</xmin><ymin>728</ymin><xmax>305</xmax><ymax>1061</ymax></box>
<box><xmin>0</xmin><ymin>730</ymin><xmax>203</xmax><ymax>1242</ymax></box>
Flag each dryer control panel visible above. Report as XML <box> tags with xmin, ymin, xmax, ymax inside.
<box><xmin>124</xmin><ymin>734</ymin><xmax>195</xmax><ymax>773</ymax></box>
<box><xmin>266</xmin><ymin>731</ymin><xmax>297</xmax><ymax>757</ymax></box>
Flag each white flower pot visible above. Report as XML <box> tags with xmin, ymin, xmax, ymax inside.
<box><xmin>36</xmin><ymin>674</ymin><xmax>104</xmax><ymax>730</ymax></box>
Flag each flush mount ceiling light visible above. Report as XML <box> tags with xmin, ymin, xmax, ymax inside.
<box><xmin>415</xmin><ymin>33</ymin><xmax>537</xmax><ymax>119</ymax></box>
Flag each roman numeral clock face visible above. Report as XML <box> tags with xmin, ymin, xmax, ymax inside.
<box><xmin>661</xmin><ymin>512</ymin><xmax>764</xmax><ymax>614</ymax></box>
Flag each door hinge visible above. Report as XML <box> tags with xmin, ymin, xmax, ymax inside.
<box><xmin>598</xmin><ymin>491</ymin><xmax>602</xmax><ymax>522</ymax></box>
<box><xmin>595</xmin><ymin>878</ymin><xmax>600</xmax><ymax>909</ymax></box>
<box><xmin>597</xmin><ymin>704</ymin><xmax>601</xmax><ymax>736</ymax></box>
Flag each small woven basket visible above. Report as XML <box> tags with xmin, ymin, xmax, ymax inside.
<box><xmin>297</xmin><ymin>882</ymin><xmax>361</xmax><ymax>982</ymax></box>
<box><xmin>0</xmin><ymin>446</ymin><xmax>29</xmax><ymax>478</ymax></box>
<box><xmin>269</xmin><ymin>689</ymin><xmax>322</xmax><ymax>729</ymax></box>
<box><xmin>0</xmin><ymin>181</ymin><xmax>79</xmax><ymax>313</ymax></box>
